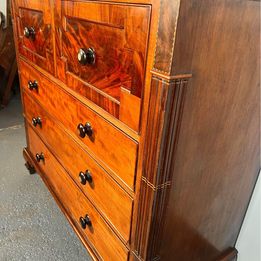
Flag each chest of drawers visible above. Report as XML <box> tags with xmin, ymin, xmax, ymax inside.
<box><xmin>11</xmin><ymin>0</ymin><xmax>260</xmax><ymax>260</ymax></box>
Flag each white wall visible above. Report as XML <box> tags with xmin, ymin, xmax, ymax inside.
<box><xmin>0</xmin><ymin>1</ymin><xmax>6</xmax><ymax>13</ymax></box>
<box><xmin>236</xmin><ymin>171</ymin><xmax>261</xmax><ymax>261</ymax></box>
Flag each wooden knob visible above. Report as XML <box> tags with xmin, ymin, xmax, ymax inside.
<box><xmin>24</xmin><ymin>26</ymin><xmax>35</xmax><ymax>39</ymax></box>
<box><xmin>77</xmin><ymin>122</ymin><xmax>93</xmax><ymax>138</ymax></box>
<box><xmin>32</xmin><ymin>117</ymin><xmax>42</xmax><ymax>127</ymax></box>
<box><xmin>28</xmin><ymin>80</ymin><xmax>38</xmax><ymax>91</ymax></box>
<box><xmin>79</xmin><ymin>170</ymin><xmax>93</xmax><ymax>185</ymax></box>
<box><xmin>36</xmin><ymin>153</ymin><xmax>44</xmax><ymax>162</ymax></box>
<box><xmin>79</xmin><ymin>215</ymin><xmax>92</xmax><ymax>229</ymax></box>
<box><xmin>77</xmin><ymin>48</ymin><xmax>95</xmax><ymax>65</ymax></box>
<box><xmin>78</xmin><ymin>123</ymin><xmax>86</xmax><ymax>138</ymax></box>
<box><xmin>85</xmin><ymin>122</ymin><xmax>93</xmax><ymax>137</ymax></box>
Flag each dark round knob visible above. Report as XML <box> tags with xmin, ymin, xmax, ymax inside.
<box><xmin>24</xmin><ymin>27</ymin><xmax>35</xmax><ymax>39</ymax></box>
<box><xmin>32</xmin><ymin>117</ymin><xmax>42</xmax><ymax>127</ymax></box>
<box><xmin>78</xmin><ymin>123</ymin><xmax>86</xmax><ymax>138</ymax></box>
<box><xmin>77</xmin><ymin>48</ymin><xmax>95</xmax><ymax>65</ymax></box>
<box><xmin>79</xmin><ymin>170</ymin><xmax>92</xmax><ymax>185</ymax></box>
<box><xmin>79</xmin><ymin>215</ymin><xmax>92</xmax><ymax>229</ymax></box>
<box><xmin>85</xmin><ymin>122</ymin><xmax>93</xmax><ymax>137</ymax></box>
<box><xmin>36</xmin><ymin>153</ymin><xmax>44</xmax><ymax>162</ymax></box>
<box><xmin>77</xmin><ymin>122</ymin><xmax>93</xmax><ymax>138</ymax></box>
<box><xmin>28</xmin><ymin>80</ymin><xmax>38</xmax><ymax>90</ymax></box>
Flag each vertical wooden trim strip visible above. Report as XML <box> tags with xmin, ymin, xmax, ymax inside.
<box><xmin>133</xmin><ymin>74</ymin><xmax>190</xmax><ymax>260</ymax></box>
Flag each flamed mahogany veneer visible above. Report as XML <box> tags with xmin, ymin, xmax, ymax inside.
<box><xmin>12</xmin><ymin>0</ymin><xmax>260</xmax><ymax>260</ymax></box>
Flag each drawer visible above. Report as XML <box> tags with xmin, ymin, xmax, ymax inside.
<box><xmin>13</xmin><ymin>0</ymin><xmax>54</xmax><ymax>74</ymax></box>
<box><xmin>20</xmin><ymin>60</ymin><xmax>138</xmax><ymax>191</ymax></box>
<box><xmin>23</xmin><ymin>91</ymin><xmax>133</xmax><ymax>242</ymax></box>
<box><xmin>55</xmin><ymin>1</ymin><xmax>151</xmax><ymax>131</ymax></box>
<box><xmin>27</xmin><ymin>125</ymin><xmax>129</xmax><ymax>261</ymax></box>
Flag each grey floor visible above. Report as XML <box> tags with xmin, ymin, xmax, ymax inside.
<box><xmin>0</xmin><ymin>95</ymin><xmax>91</xmax><ymax>261</ymax></box>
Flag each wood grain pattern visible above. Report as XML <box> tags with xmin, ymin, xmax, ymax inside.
<box><xmin>132</xmin><ymin>0</ymin><xmax>260</xmax><ymax>260</ymax></box>
<box><xmin>119</xmin><ymin>88</ymin><xmax>141</xmax><ymax>131</ymax></box>
<box><xmin>153</xmin><ymin>1</ymin><xmax>260</xmax><ymax>261</ymax></box>
<box><xmin>153</xmin><ymin>0</ymin><xmax>181</xmax><ymax>74</ymax></box>
<box><xmin>19</xmin><ymin>59</ymin><xmax>138</xmax><ymax>192</ymax></box>
<box><xmin>55</xmin><ymin>1</ymin><xmax>151</xmax><ymax>131</ymax></box>
<box><xmin>23</xmin><ymin>90</ymin><xmax>133</xmax><ymax>243</ymax></box>
<box><xmin>13</xmin><ymin>0</ymin><xmax>54</xmax><ymax>74</ymax></box>
<box><xmin>133</xmin><ymin>74</ymin><xmax>190</xmax><ymax>260</ymax></box>
<box><xmin>22</xmin><ymin>148</ymin><xmax>99</xmax><ymax>261</ymax></box>
<box><xmin>27</xmin><ymin>124</ymin><xmax>129</xmax><ymax>261</ymax></box>
<box><xmin>11</xmin><ymin>0</ymin><xmax>261</xmax><ymax>260</ymax></box>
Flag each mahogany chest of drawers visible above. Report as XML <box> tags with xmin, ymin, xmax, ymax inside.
<box><xmin>11</xmin><ymin>0</ymin><xmax>260</xmax><ymax>260</ymax></box>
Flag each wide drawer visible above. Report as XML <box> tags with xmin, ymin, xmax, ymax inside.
<box><xmin>12</xmin><ymin>0</ymin><xmax>54</xmax><ymax>74</ymax></box>
<box><xmin>20</xmin><ymin>60</ymin><xmax>138</xmax><ymax>191</ymax></box>
<box><xmin>27</xmin><ymin>125</ymin><xmax>129</xmax><ymax>261</ymax></box>
<box><xmin>23</xmin><ymin>90</ymin><xmax>133</xmax><ymax>242</ymax></box>
<box><xmin>55</xmin><ymin>1</ymin><xmax>151</xmax><ymax>131</ymax></box>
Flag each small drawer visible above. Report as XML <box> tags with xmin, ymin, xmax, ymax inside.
<box><xmin>27</xmin><ymin>125</ymin><xmax>129</xmax><ymax>261</ymax></box>
<box><xmin>23</xmin><ymin>91</ymin><xmax>133</xmax><ymax>242</ymax></box>
<box><xmin>20</xmin><ymin>60</ymin><xmax>138</xmax><ymax>191</ymax></box>
<box><xmin>55</xmin><ymin>1</ymin><xmax>151</xmax><ymax>131</ymax></box>
<box><xmin>13</xmin><ymin>0</ymin><xmax>54</xmax><ymax>74</ymax></box>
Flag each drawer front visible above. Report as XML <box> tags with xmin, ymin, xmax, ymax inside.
<box><xmin>13</xmin><ymin>0</ymin><xmax>54</xmax><ymax>74</ymax></box>
<box><xmin>56</xmin><ymin>1</ymin><xmax>151</xmax><ymax>131</ymax></box>
<box><xmin>27</xmin><ymin>125</ymin><xmax>129</xmax><ymax>261</ymax></box>
<box><xmin>23</xmin><ymin>91</ymin><xmax>133</xmax><ymax>242</ymax></box>
<box><xmin>20</xmin><ymin>60</ymin><xmax>138</xmax><ymax>191</ymax></box>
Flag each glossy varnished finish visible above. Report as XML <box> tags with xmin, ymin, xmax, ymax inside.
<box><xmin>19</xmin><ymin>60</ymin><xmax>138</xmax><ymax>192</ymax></box>
<box><xmin>23</xmin><ymin>90</ymin><xmax>133</xmax><ymax>242</ymax></box>
<box><xmin>134</xmin><ymin>75</ymin><xmax>190</xmax><ymax>260</ymax></box>
<box><xmin>27</xmin><ymin>125</ymin><xmax>129</xmax><ymax>260</ymax></box>
<box><xmin>55</xmin><ymin>1</ymin><xmax>151</xmax><ymax>131</ymax></box>
<box><xmin>158</xmin><ymin>1</ymin><xmax>260</xmax><ymax>260</ymax></box>
<box><xmin>133</xmin><ymin>0</ymin><xmax>260</xmax><ymax>260</ymax></box>
<box><xmin>12</xmin><ymin>0</ymin><xmax>260</xmax><ymax>260</ymax></box>
<box><xmin>22</xmin><ymin>149</ymin><xmax>98</xmax><ymax>261</ymax></box>
<box><xmin>12</xmin><ymin>0</ymin><xmax>54</xmax><ymax>74</ymax></box>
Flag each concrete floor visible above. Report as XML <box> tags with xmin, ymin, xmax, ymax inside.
<box><xmin>0</xmin><ymin>95</ymin><xmax>91</xmax><ymax>261</ymax></box>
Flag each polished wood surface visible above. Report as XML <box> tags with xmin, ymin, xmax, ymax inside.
<box><xmin>161</xmin><ymin>1</ymin><xmax>260</xmax><ymax>260</ymax></box>
<box><xmin>19</xmin><ymin>60</ymin><xmax>138</xmax><ymax>192</ymax></box>
<box><xmin>13</xmin><ymin>0</ymin><xmax>54</xmax><ymax>74</ymax></box>
<box><xmin>133</xmin><ymin>0</ymin><xmax>260</xmax><ymax>260</ymax></box>
<box><xmin>20</xmin><ymin>56</ymin><xmax>141</xmax><ymax>142</ymax></box>
<box><xmin>27</xmin><ymin>124</ymin><xmax>129</xmax><ymax>260</ymax></box>
<box><xmin>134</xmin><ymin>75</ymin><xmax>190</xmax><ymax>260</ymax></box>
<box><xmin>22</xmin><ymin>146</ymin><xmax>99</xmax><ymax>260</ymax></box>
<box><xmin>23</xmin><ymin>90</ymin><xmax>133</xmax><ymax>242</ymax></box>
<box><xmin>12</xmin><ymin>0</ymin><xmax>260</xmax><ymax>260</ymax></box>
<box><xmin>55</xmin><ymin>1</ymin><xmax>151</xmax><ymax>131</ymax></box>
